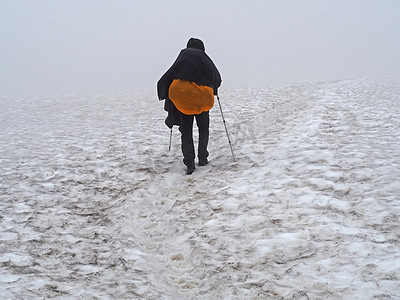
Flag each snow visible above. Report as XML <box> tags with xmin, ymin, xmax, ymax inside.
<box><xmin>1</xmin><ymin>76</ymin><xmax>400</xmax><ymax>299</ymax></box>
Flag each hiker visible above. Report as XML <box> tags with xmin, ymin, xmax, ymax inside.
<box><xmin>157</xmin><ymin>38</ymin><xmax>222</xmax><ymax>174</ymax></box>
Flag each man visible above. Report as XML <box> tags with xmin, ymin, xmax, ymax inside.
<box><xmin>157</xmin><ymin>38</ymin><xmax>222</xmax><ymax>174</ymax></box>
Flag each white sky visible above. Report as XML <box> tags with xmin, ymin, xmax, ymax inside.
<box><xmin>1</xmin><ymin>0</ymin><xmax>400</xmax><ymax>96</ymax></box>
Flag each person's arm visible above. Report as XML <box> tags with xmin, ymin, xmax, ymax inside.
<box><xmin>205</xmin><ymin>53</ymin><xmax>222</xmax><ymax>95</ymax></box>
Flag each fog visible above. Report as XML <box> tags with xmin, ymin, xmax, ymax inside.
<box><xmin>1</xmin><ymin>0</ymin><xmax>400</xmax><ymax>96</ymax></box>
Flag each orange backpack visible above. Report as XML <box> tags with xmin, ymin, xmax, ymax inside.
<box><xmin>168</xmin><ymin>79</ymin><xmax>214</xmax><ymax>115</ymax></box>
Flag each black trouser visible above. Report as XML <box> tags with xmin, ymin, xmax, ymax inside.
<box><xmin>179</xmin><ymin>111</ymin><xmax>209</xmax><ymax>166</ymax></box>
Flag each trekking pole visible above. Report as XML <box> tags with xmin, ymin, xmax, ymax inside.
<box><xmin>168</xmin><ymin>127</ymin><xmax>173</xmax><ymax>151</ymax></box>
<box><xmin>216</xmin><ymin>95</ymin><xmax>235</xmax><ymax>160</ymax></box>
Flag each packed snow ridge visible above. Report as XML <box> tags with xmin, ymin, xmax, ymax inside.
<box><xmin>1</xmin><ymin>76</ymin><xmax>399</xmax><ymax>299</ymax></box>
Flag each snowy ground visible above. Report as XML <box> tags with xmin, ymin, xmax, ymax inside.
<box><xmin>1</xmin><ymin>76</ymin><xmax>400</xmax><ymax>299</ymax></box>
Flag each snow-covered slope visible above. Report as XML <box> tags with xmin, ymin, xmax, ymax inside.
<box><xmin>1</xmin><ymin>77</ymin><xmax>399</xmax><ymax>299</ymax></box>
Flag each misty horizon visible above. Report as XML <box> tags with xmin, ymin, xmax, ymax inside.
<box><xmin>1</xmin><ymin>0</ymin><xmax>400</xmax><ymax>96</ymax></box>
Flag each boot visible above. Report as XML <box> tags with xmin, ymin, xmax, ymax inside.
<box><xmin>198</xmin><ymin>158</ymin><xmax>209</xmax><ymax>166</ymax></box>
<box><xmin>186</xmin><ymin>161</ymin><xmax>196</xmax><ymax>175</ymax></box>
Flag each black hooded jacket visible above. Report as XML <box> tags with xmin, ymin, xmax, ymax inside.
<box><xmin>157</xmin><ymin>38</ymin><xmax>222</xmax><ymax>101</ymax></box>
<box><xmin>157</xmin><ymin>38</ymin><xmax>221</xmax><ymax>128</ymax></box>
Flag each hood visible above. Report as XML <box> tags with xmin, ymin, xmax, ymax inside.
<box><xmin>186</xmin><ymin>38</ymin><xmax>205</xmax><ymax>51</ymax></box>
